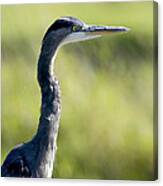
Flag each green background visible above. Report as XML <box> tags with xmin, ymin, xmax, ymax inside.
<box><xmin>1</xmin><ymin>1</ymin><xmax>157</xmax><ymax>180</ymax></box>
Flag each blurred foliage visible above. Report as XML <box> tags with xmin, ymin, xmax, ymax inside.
<box><xmin>1</xmin><ymin>1</ymin><xmax>156</xmax><ymax>180</ymax></box>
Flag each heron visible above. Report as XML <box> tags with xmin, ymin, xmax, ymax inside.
<box><xmin>1</xmin><ymin>16</ymin><xmax>129</xmax><ymax>178</ymax></box>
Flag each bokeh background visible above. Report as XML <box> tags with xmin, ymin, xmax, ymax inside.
<box><xmin>1</xmin><ymin>1</ymin><xmax>157</xmax><ymax>180</ymax></box>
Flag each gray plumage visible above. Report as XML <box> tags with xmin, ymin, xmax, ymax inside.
<box><xmin>1</xmin><ymin>16</ymin><xmax>129</xmax><ymax>178</ymax></box>
<box><xmin>1</xmin><ymin>22</ymin><xmax>63</xmax><ymax>178</ymax></box>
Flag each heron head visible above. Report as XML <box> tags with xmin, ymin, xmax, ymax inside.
<box><xmin>43</xmin><ymin>16</ymin><xmax>130</xmax><ymax>46</ymax></box>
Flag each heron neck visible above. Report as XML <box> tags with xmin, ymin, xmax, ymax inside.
<box><xmin>37</xmin><ymin>35</ymin><xmax>61</xmax><ymax>126</ymax></box>
<box><xmin>37</xmin><ymin>36</ymin><xmax>60</xmax><ymax>87</ymax></box>
<box><xmin>32</xmin><ymin>36</ymin><xmax>62</xmax><ymax>177</ymax></box>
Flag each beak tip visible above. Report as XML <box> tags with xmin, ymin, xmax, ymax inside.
<box><xmin>119</xmin><ymin>26</ymin><xmax>130</xmax><ymax>32</ymax></box>
<box><xmin>125</xmin><ymin>27</ymin><xmax>130</xmax><ymax>32</ymax></box>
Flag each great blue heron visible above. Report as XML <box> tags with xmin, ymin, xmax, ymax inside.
<box><xmin>1</xmin><ymin>16</ymin><xmax>129</xmax><ymax>178</ymax></box>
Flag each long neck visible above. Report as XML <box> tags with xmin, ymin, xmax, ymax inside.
<box><xmin>37</xmin><ymin>35</ymin><xmax>62</xmax><ymax>139</ymax></box>
<box><xmin>32</xmin><ymin>35</ymin><xmax>63</xmax><ymax>177</ymax></box>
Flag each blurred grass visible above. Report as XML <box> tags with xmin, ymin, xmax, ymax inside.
<box><xmin>1</xmin><ymin>1</ymin><xmax>156</xmax><ymax>180</ymax></box>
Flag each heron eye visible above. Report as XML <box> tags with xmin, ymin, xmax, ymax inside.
<box><xmin>72</xmin><ymin>25</ymin><xmax>82</xmax><ymax>32</ymax></box>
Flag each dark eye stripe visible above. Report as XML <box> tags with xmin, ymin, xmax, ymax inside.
<box><xmin>43</xmin><ymin>17</ymin><xmax>85</xmax><ymax>41</ymax></box>
<box><xmin>43</xmin><ymin>20</ymin><xmax>73</xmax><ymax>40</ymax></box>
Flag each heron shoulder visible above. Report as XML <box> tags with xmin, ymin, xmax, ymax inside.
<box><xmin>1</xmin><ymin>143</ymin><xmax>32</xmax><ymax>177</ymax></box>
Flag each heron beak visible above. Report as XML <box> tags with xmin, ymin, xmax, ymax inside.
<box><xmin>83</xmin><ymin>25</ymin><xmax>130</xmax><ymax>36</ymax></box>
<box><xmin>61</xmin><ymin>24</ymin><xmax>130</xmax><ymax>45</ymax></box>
